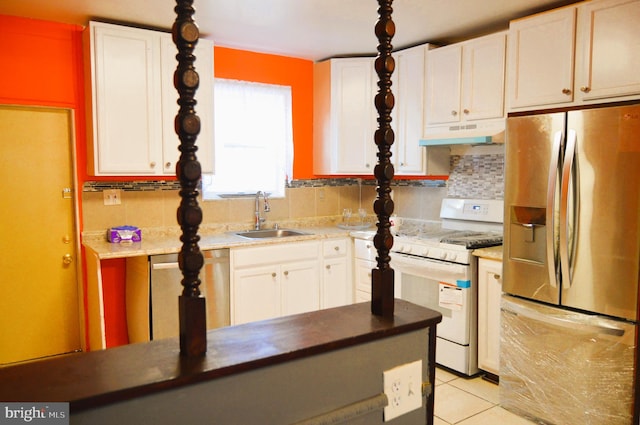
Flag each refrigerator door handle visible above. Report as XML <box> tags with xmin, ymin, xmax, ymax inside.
<box><xmin>560</xmin><ymin>129</ymin><xmax>577</xmax><ymax>289</ymax></box>
<box><xmin>546</xmin><ymin>131</ymin><xmax>563</xmax><ymax>288</ymax></box>
<box><xmin>502</xmin><ymin>300</ymin><xmax>625</xmax><ymax>337</ymax></box>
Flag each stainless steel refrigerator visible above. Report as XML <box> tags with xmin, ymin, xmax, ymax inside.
<box><xmin>501</xmin><ymin>103</ymin><xmax>640</xmax><ymax>425</ymax></box>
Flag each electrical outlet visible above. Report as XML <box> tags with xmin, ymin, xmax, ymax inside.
<box><xmin>103</xmin><ymin>189</ymin><xmax>121</xmax><ymax>206</ymax></box>
<box><xmin>383</xmin><ymin>360</ymin><xmax>423</xmax><ymax>421</ymax></box>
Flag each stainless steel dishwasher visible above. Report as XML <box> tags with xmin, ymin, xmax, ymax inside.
<box><xmin>150</xmin><ymin>249</ymin><xmax>230</xmax><ymax>340</ymax></box>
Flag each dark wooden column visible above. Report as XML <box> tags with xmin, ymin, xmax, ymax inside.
<box><xmin>173</xmin><ymin>0</ymin><xmax>207</xmax><ymax>356</ymax></box>
<box><xmin>372</xmin><ymin>0</ymin><xmax>396</xmax><ymax>318</ymax></box>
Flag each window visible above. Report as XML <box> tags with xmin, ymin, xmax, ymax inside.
<box><xmin>202</xmin><ymin>78</ymin><xmax>293</xmax><ymax>199</ymax></box>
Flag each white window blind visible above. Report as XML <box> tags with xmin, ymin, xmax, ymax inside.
<box><xmin>202</xmin><ymin>78</ymin><xmax>293</xmax><ymax>199</ymax></box>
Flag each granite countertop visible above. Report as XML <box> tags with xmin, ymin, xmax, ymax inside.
<box><xmin>83</xmin><ymin>225</ymin><xmax>356</xmax><ymax>259</ymax></box>
<box><xmin>473</xmin><ymin>245</ymin><xmax>503</xmax><ymax>261</ymax></box>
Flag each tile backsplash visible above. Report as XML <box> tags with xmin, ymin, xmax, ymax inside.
<box><xmin>447</xmin><ymin>145</ymin><xmax>505</xmax><ymax>200</ymax></box>
<box><xmin>81</xmin><ymin>146</ymin><xmax>505</xmax><ymax>233</ymax></box>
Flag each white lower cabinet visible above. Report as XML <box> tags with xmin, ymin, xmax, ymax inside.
<box><xmin>231</xmin><ymin>241</ymin><xmax>320</xmax><ymax>325</ymax></box>
<box><xmin>321</xmin><ymin>238</ymin><xmax>353</xmax><ymax>308</ymax></box>
<box><xmin>231</xmin><ymin>238</ymin><xmax>354</xmax><ymax>325</ymax></box>
<box><xmin>354</xmin><ymin>259</ymin><xmax>375</xmax><ymax>302</ymax></box>
<box><xmin>353</xmin><ymin>237</ymin><xmax>377</xmax><ymax>302</ymax></box>
<box><xmin>477</xmin><ymin>257</ymin><xmax>503</xmax><ymax>376</ymax></box>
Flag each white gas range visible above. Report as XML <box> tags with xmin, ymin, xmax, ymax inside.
<box><xmin>390</xmin><ymin>198</ymin><xmax>503</xmax><ymax>376</ymax></box>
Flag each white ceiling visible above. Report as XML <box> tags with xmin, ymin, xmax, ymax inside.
<box><xmin>2</xmin><ymin>0</ymin><xmax>579</xmax><ymax>61</ymax></box>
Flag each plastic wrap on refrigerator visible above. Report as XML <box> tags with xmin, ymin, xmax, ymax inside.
<box><xmin>500</xmin><ymin>295</ymin><xmax>636</xmax><ymax>425</ymax></box>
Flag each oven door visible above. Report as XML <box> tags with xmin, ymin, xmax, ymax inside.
<box><xmin>391</xmin><ymin>252</ymin><xmax>474</xmax><ymax>345</ymax></box>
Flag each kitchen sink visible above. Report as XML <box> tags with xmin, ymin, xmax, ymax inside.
<box><xmin>234</xmin><ymin>229</ymin><xmax>310</xmax><ymax>239</ymax></box>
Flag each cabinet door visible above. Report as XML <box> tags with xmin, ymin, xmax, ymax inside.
<box><xmin>322</xmin><ymin>257</ymin><xmax>352</xmax><ymax>308</ymax></box>
<box><xmin>462</xmin><ymin>33</ymin><xmax>506</xmax><ymax>121</ymax></box>
<box><xmin>355</xmin><ymin>258</ymin><xmax>375</xmax><ymax>297</ymax></box>
<box><xmin>393</xmin><ymin>45</ymin><xmax>428</xmax><ymax>175</ymax></box>
<box><xmin>160</xmin><ymin>35</ymin><xmax>215</xmax><ymax>175</ymax></box>
<box><xmin>91</xmin><ymin>23</ymin><xmax>162</xmax><ymax>174</ymax></box>
<box><xmin>281</xmin><ymin>260</ymin><xmax>320</xmax><ymax>316</ymax></box>
<box><xmin>425</xmin><ymin>45</ymin><xmax>462</xmax><ymax>125</ymax></box>
<box><xmin>508</xmin><ymin>7</ymin><xmax>576</xmax><ymax>109</ymax></box>
<box><xmin>478</xmin><ymin>259</ymin><xmax>502</xmax><ymax>375</ymax></box>
<box><xmin>576</xmin><ymin>0</ymin><xmax>640</xmax><ymax>101</ymax></box>
<box><xmin>233</xmin><ymin>265</ymin><xmax>280</xmax><ymax>325</ymax></box>
<box><xmin>334</xmin><ymin>58</ymin><xmax>377</xmax><ymax>174</ymax></box>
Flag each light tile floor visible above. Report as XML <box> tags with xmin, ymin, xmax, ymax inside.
<box><xmin>433</xmin><ymin>367</ymin><xmax>537</xmax><ymax>425</ymax></box>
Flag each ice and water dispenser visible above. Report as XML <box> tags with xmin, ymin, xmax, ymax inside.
<box><xmin>508</xmin><ymin>206</ymin><xmax>547</xmax><ymax>264</ymax></box>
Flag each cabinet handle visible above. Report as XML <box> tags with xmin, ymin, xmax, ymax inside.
<box><xmin>271</xmin><ymin>272</ymin><xmax>277</xmax><ymax>278</ymax></box>
<box><xmin>366</xmin><ymin>243</ymin><xmax>371</xmax><ymax>249</ymax></box>
<box><xmin>150</xmin><ymin>161</ymin><xmax>157</xmax><ymax>168</ymax></box>
<box><xmin>334</xmin><ymin>246</ymin><xmax>340</xmax><ymax>251</ymax></box>
<box><xmin>365</xmin><ymin>163</ymin><xmax>370</xmax><ymax>168</ymax></box>
<box><xmin>165</xmin><ymin>162</ymin><xmax>172</xmax><ymax>169</ymax></box>
<box><xmin>400</xmin><ymin>162</ymin><xmax>405</xmax><ymax>166</ymax></box>
<box><xmin>451</xmin><ymin>110</ymin><xmax>458</xmax><ymax>116</ymax></box>
<box><xmin>326</xmin><ymin>265</ymin><xmax>331</xmax><ymax>270</ymax></box>
<box><xmin>463</xmin><ymin>109</ymin><xmax>470</xmax><ymax>115</ymax></box>
<box><xmin>284</xmin><ymin>270</ymin><xmax>289</xmax><ymax>276</ymax></box>
<box><xmin>493</xmin><ymin>273</ymin><xmax>501</xmax><ymax>280</ymax></box>
<box><xmin>62</xmin><ymin>254</ymin><xmax>73</xmax><ymax>265</ymax></box>
<box><xmin>580</xmin><ymin>86</ymin><xmax>591</xmax><ymax>93</ymax></box>
<box><xmin>562</xmin><ymin>88</ymin><xmax>572</xmax><ymax>95</ymax></box>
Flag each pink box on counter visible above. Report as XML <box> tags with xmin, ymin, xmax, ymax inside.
<box><xmin>107</xmin><ymin>226</ymin><xmax>142</xmax><ymax>243</ymax></box>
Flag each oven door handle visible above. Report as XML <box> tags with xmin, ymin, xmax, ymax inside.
<box><xmin>391</xmin><ymin>253</ymin><xmax>470</xmax><ymax>281</ymax></box>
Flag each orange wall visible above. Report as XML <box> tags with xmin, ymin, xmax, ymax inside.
<box><xmin>0</xmin><ymin>14</ymin><xmax>316</xmax><ymax>349</ymax></box>
<box><xmin>214</xmin><ymin>46</ymin><xmax>314</xmax><ymax>179</ymax></box>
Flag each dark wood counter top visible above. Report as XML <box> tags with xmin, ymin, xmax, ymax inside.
<box><xmin>0</xmin><ymin>300</ymin><xmax>441</xmax><ymax>413</ymax></box>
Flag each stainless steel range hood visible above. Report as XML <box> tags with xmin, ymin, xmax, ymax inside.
<box><xmin>419</xmin><ymin>120</ymin><xmax>505</xmax><ymax>146</ymax></box>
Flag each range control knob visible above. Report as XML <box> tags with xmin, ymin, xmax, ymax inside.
<box><xmin>440</xmin><ymin>252</ymin><xmax>447</xmax><ymax>260</ymax></box>
<box><xmin>449</xmin><ymin>253</ymin><xmax>458</xmax><ymax>262</ymax></box>
<box><xmin>422</xmin><ymin>249</ymin><xmax>430</xmax><ymax>257</ymax></box>
<box><xmin>404</xmin><ymin>246</ymin><xmax>412</xmax><ymax>254</ymax></box>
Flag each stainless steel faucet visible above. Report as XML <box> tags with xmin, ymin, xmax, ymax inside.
<box><xmin>254</xmin><ymin>191</ymin><xmax>270</xmax><ymax>230</ymax></box>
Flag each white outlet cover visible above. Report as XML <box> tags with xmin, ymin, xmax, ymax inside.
<box><xmin>383</xmin><ymin>359</ymin><xmax>423</xmax><ymax>421</ymax></box>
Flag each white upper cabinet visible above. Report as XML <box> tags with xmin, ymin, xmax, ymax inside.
<box><xmin>508</xmin><ymin>0</ymin><xmax>640</xmax><ymax>111</ymax></box>
<box><xmin>160</xmin><ymin>34</ymin><xmax>214</xmax><ymax>175</ymax></box>
<box><xmin>575</xmin><ymin>0</ymin><xmax>640</xmax><ymax>102</ymax></box>
<box><xmin>85</xmin><ymin>21</ymin><xmax>214</xmax><ymax>176</ymax></box>
<box><xmin>425</xmin><ymin>32</ymin><xmax>506</xmax><ymax>138</ymax></box>
<box><xmin>507</xmin><ymin>7</ymin><xmax>576</xmax><ymax>109</ymax></box>
<box><xmin>314</xmin><ymin>52</ymin><xmax>449</xmax><ymax>176</ymax></box>
<box><xmin>425</xmin><ymin>45</ymin><xmax>462</xmax><ymax>126</ymax></box>
<box><xmin>313</xmin><ymin>57</ymin><xmax>377</xmax><ymax>175</ymax></box>
<box><xmin>392</xmin><ymin>44</ymin><xmax>448</xmax><ymax>176</ymax></box>
<box><xmin>461</xmin><ymin>33</ymin><xmax>507</xmax><ymax>122</ymax></box>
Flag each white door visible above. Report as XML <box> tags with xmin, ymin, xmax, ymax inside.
<box><xmin>281</xmin><ymin>260</ymin><xmax>320</xmax><ymax>316</ymax></box>
<box><xmin>334</xmin><ymin>58</ymin><xmax>376</xmax><ymax>174</ymax></box>
<box><xmin>508</xmin><ymin>7</ymin><xmax>577</xmax><ymax>109</ymax></box>
<box><xmin>462</xmin><ymin>33</ymin><xmax>506</xmax><ymax>121</ymax></box>
<box><xmin>91</xmin><ymin>22</ymin><xmax>162</xmax><ymax>174</ymax></box>
<box><xmin>0</xmin><ymin>106</ymin><xmax>82</xmax><ymax>364</ymax></box>
<box><xmin>322</xmin><ymin>257</ymin><xmax>350</xmax><ymax>308</ymax></box>
<box><xmin>393</xmin><ymin>45</ymin><xmax>428</xmax><ymax>175</ymax></box>
<box><xmin>477</xmin><ymin>258</ymin><xmax>502</xmax><ymax>375</ymax></box>
<box><xmin>576</xmin><ymin>0</ymin><xmax>640</xmax><ymax>101</ymax></box>
<box><xmin>426</xmin><ymin>45</ymin><xmax>462</xmax><ymax>125</ymax></box>
<box><xmin>233</xmin><ymin>265</ymin><xmax>280</xmax><ymax>324</ymax></box>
